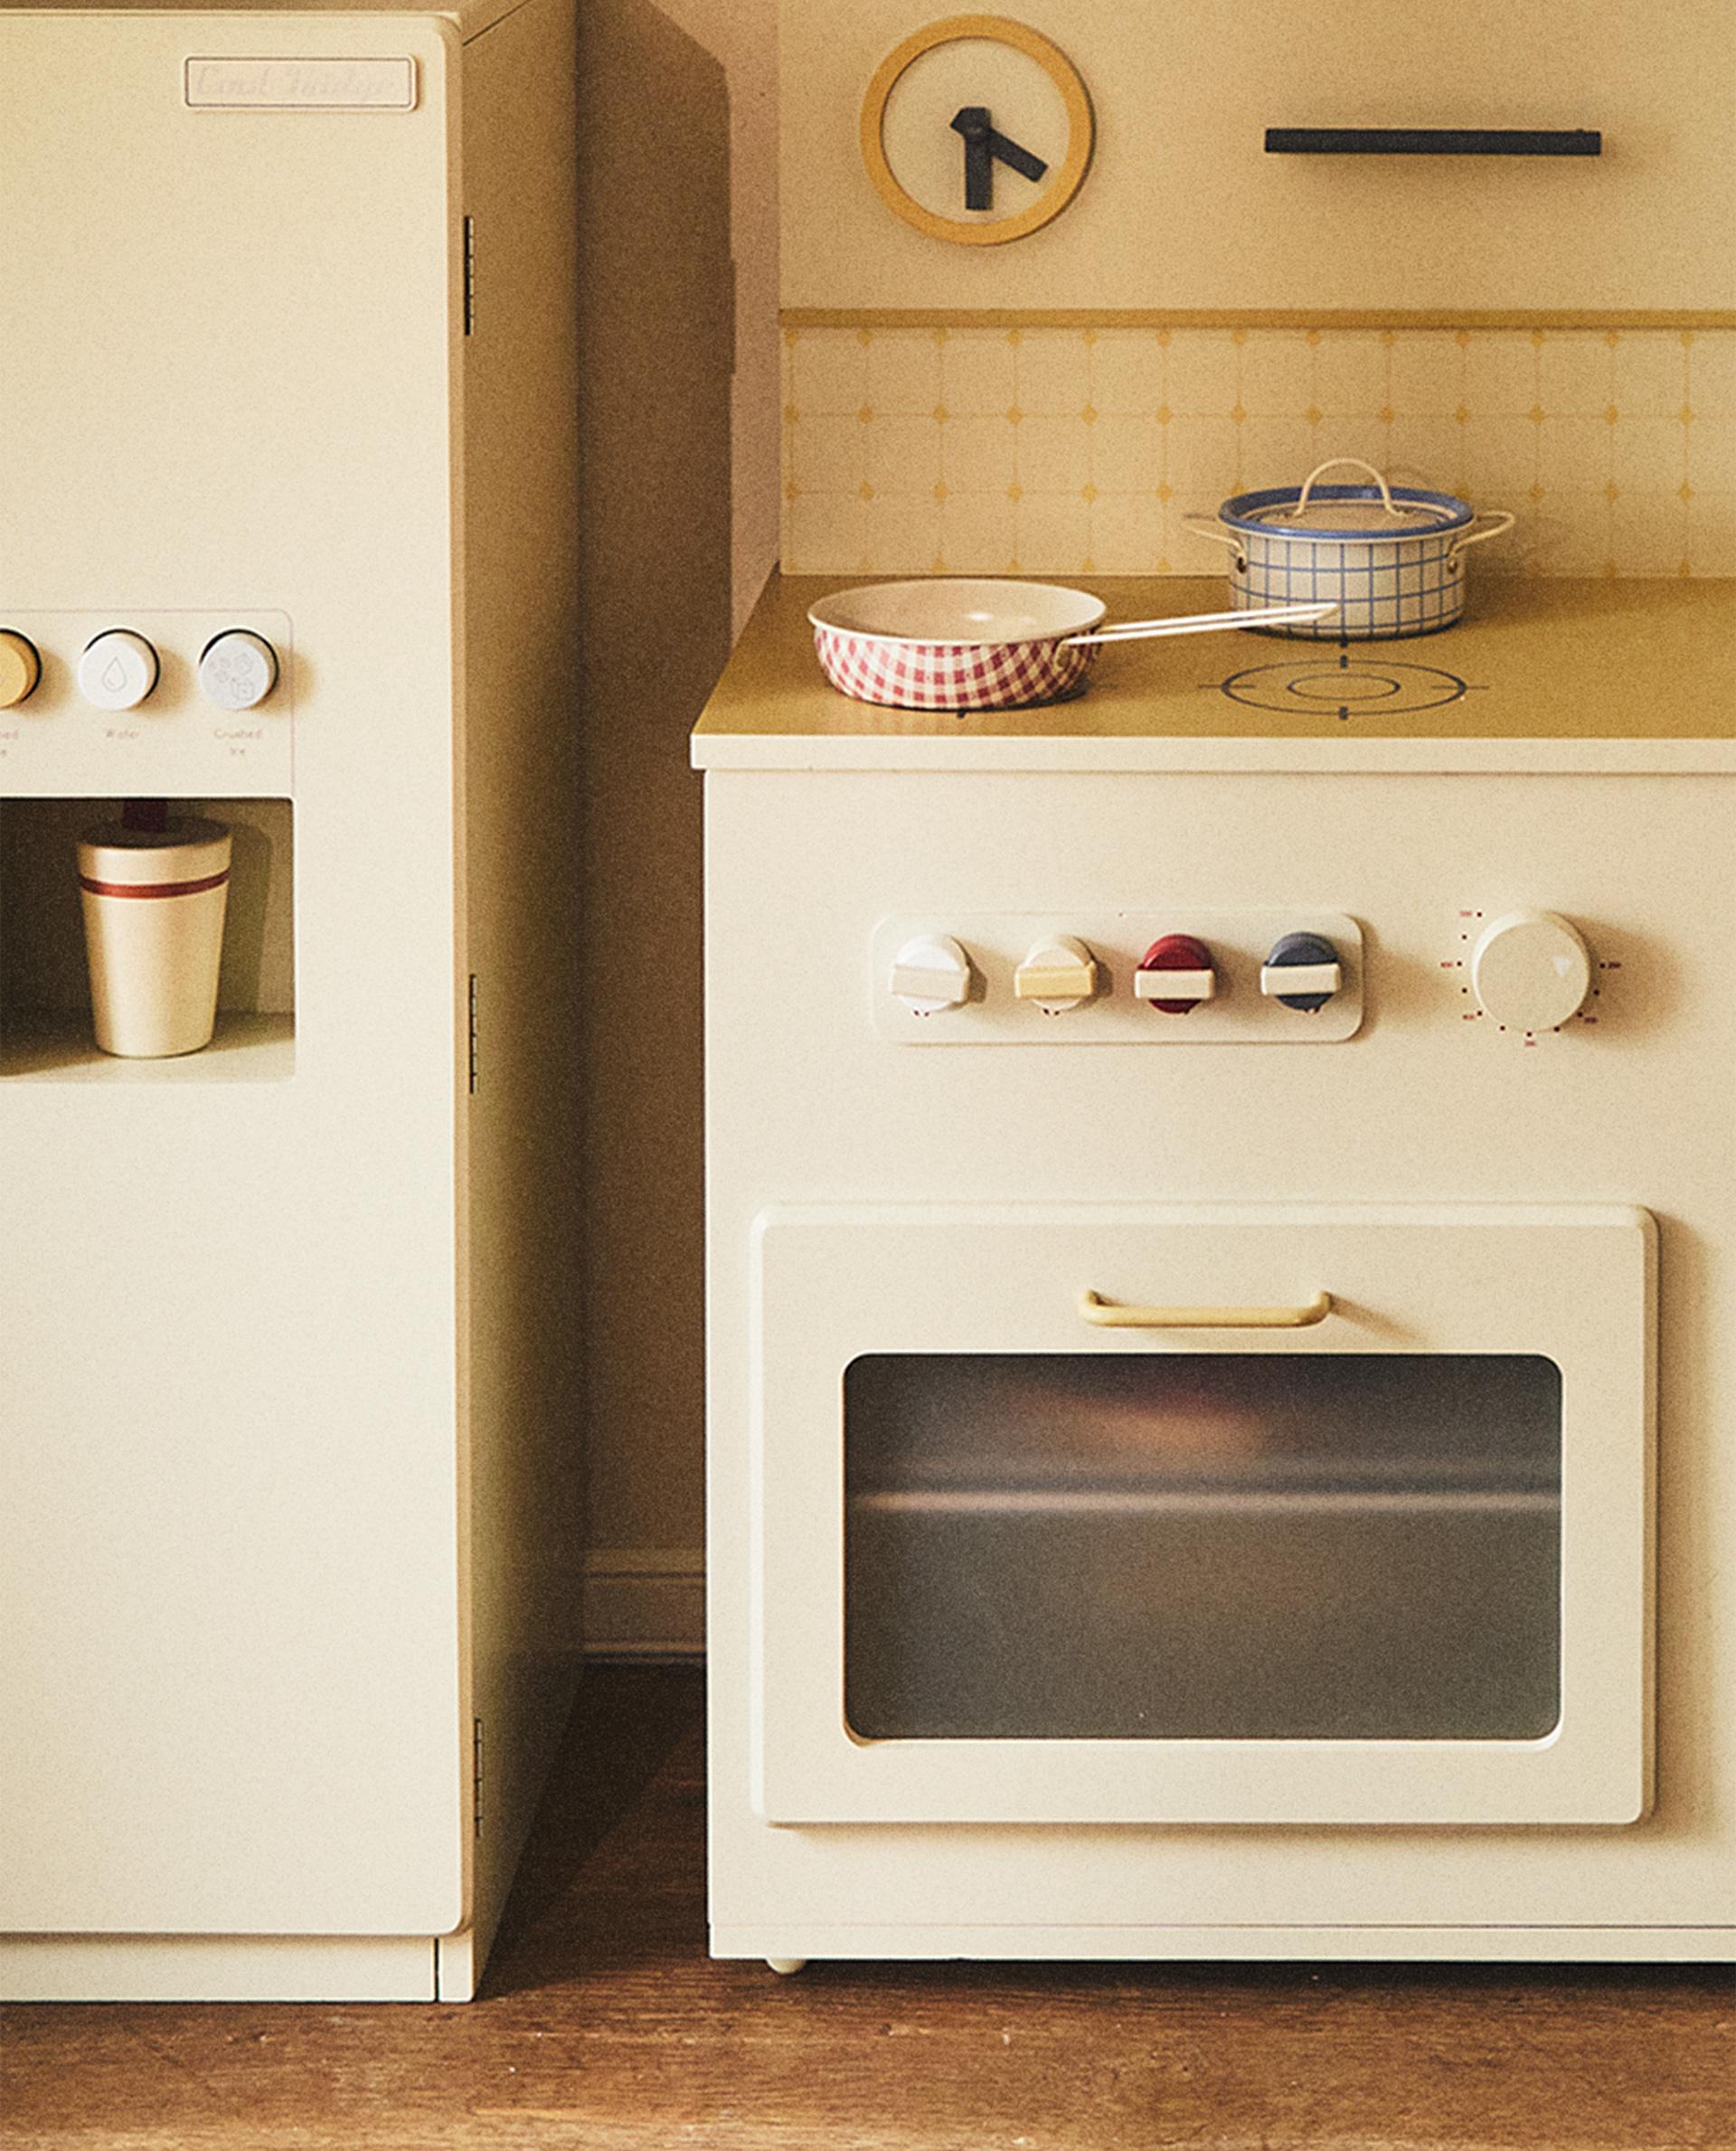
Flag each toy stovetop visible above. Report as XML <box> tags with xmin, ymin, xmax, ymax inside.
<box><xmin>692</xmin><ymin>575</ymin><xmax>1736</xmax><ymax>775</ymax></box>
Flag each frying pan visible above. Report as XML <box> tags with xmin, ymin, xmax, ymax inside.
<box><xmin>808</xmin><ymin>580</ymin><xmax>1335</xmax><ymax>712</ymax></box>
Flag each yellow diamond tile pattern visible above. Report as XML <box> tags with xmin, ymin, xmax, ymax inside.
<box><xmin>782</xmin><ymin>326</ymin><xmax>1736</xmax><ymax>579</ymax></box>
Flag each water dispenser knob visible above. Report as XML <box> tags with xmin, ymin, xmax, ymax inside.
<box><xmin>199</xmin><ymin>629</ymin><xmax>279</xmax><ymax>712</ymax></box>
<box><xmin>1470</xmin><ymin>910</ymin><xmax>1592</xmax><ymax>1032</ymax></box>
<box><xmin>1260</xmin><ymin>930</ymin><xmax>1343</xmax><ymax>1012</ymax></box>
<box><xmin>77</xmin><ymin>630</ymin><xmax>159</xmax><ymax>712</ymax></box>
<box><xmin>0</xmin><ymin>631</ymin><xmax>41</xmax><ymax>709</ymax></box>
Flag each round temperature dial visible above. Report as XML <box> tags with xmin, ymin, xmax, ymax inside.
<box><xmin>1470</xmin><ymin>910</ymin><xmax>1592</xmax><ymax>1032</ymax></box>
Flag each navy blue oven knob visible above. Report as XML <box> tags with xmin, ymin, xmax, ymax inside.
<box><xmin>1260</xmin><ymin>931</ymin><xmax>1343</xmax><ymax>1012</ymax></box>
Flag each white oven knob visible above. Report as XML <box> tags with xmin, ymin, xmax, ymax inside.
<box><xmin>1014</xmin><ymin>935</ymin><xmax>1099</xmax><ymax>1013</ymax></box>
<box><xmin>199</xmin><ymin>629</ymin><xmax>278</xmax><ymax>711</ymax></box>
<box><xmin>889</xmin><ymin>933</ymin><xmax>972</xmax><ymax>1015</ymax></box>
<box><xmin>1470</xmin><ymin>910</ymin><xmax>1592</xmax><ymax>1032</ymax></box>
<box><xmin>78</xmin><ymin>630</ymin><xmax>158</xmax><ymax>711</ymax></box>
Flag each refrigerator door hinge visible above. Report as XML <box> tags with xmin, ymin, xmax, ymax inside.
<box><xmin>463</xmin><ymin>214</ymin><xmax>476</xmax><ymax>336</ymax></box>
<box><xmin>467</xmin><ymin>974</ymin><xmax>479</xmax><ymax>1093</ymax></box>
<box><xmin>472</xmin><ymin>1716</ymin><xmax>485</xmax><ymax>1838</ymax></box>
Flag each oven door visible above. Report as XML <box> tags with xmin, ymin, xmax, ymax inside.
<box><xmin>750</xmin><ymin>1203</ymin><xmax>1654</xmax><ymax>1826</ymax></box>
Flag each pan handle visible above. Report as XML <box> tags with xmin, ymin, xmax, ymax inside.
<box><xmin>1062</xmin><ymin>600</ymin><xmax>1336</xmax><ymax>647</ymax></box>
<box><xmin>1448</xmin><ymin>509</ymin><xmax>1516</xmax><ymax>564</ymax></box>
<box><xmin>1182</xmin><ymin>513</ymin><xmax>1249</xmax><ymax>571</ymax></box>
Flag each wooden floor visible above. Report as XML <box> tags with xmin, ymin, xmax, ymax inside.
<box><xmin>5</xmin><ymin>1667</ymin><xmax>1732</xmax><ymax>2151</ymax></box>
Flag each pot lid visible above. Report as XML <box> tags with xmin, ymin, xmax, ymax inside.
<box><xmin>1223</xmin><ymin>481</ymin><xmax>1473</xmax><ymax>540</ymax></box>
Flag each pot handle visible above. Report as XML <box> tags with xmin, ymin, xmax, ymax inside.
<box><xmin>1181</xmin><ymin>512</ymin><xmax>1248</xmax><ymax>570</ymax></box>
<box><xmin>1062</xmin><ymin>600</ymin><xmax>1336</xmax><ymax>647</ymax></box>
<box><xmin>1293</xmin><ymin>457</ymin><xmax>1402</xmax><ymax>519</ymax></box>
<box><xmin>1448</xmin><ymin>508</ymin><xmax>1516</xmax><ymax>563</ymax></box>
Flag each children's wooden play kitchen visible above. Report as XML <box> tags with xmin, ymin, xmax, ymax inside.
<box><xmin>697</xmin><ymin>5</ymin><xmax>1736</xmax><ymax>1971</ymax></box>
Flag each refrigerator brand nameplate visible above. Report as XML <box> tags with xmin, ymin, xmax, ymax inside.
<box><xmin>184</xmin><ymin>58</ymin><xmax>417</xmax><ymax>110</ymax></box>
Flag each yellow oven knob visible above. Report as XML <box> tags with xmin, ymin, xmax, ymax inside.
<box><xmin>0</xmin><ymin>630</ymin><xmax>41</xmax><ymax>708</ymax></box>
<box><xmin>1014</xmin><ymin>935</ymin><xmax>1099</xmax><ymax>1013</ymax></box>
<box><xmin>1471</xmin><ymin>910</ymin><xmax>1592</xmax><ymax>1032</ymax></box>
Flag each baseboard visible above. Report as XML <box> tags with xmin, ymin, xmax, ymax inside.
<box><xmin>582</xmin><ymin>1547</ymin><xmax>705</xmax><ymax>1661</ymax></box>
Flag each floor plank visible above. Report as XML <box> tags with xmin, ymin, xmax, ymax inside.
<box><xmin>3</xmin><ymin>1668</ymin><xmax>1731</xmax><ymax>2151</ymax></box>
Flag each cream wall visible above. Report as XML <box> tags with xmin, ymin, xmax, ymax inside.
<box><xmin>659</xmin><ymin>0</ymin><xmax>782</xmax><ymax>637</ymax></box>
<box><xmin>575</xmin><ymin>0</ymin><xmax>778</xmax><ymax>1639</ymax></box>
<box><xmin>783</xmin><ymin>0</ymin><xmax>1736</xmax><ymax>314</ymax></box>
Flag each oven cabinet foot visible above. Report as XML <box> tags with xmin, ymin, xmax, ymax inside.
<box><xmin>715</xmin><ymin>1928</ymin><xmax>1734</xmax><ymax>1966</ymax></box>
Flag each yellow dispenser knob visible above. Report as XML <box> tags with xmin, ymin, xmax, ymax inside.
<box><xmin>0</xmin><ymin>630</ymin><xmax>41</xmax><ymax>709</ymax></box>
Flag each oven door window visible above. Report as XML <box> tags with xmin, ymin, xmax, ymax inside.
<box><xmin>753</xmin><ymin>1203</ymin><xmax>1650</xmax><ymax>1826</ymax></box>
<box><xmin>844</xmin><ymin>1353</ymin><xmax>1561</xmax><ymax>1743</ymax></box>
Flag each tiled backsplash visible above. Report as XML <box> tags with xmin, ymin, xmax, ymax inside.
<box><xmin>782</xmin><ymin>326</ymin><xmax>1736</xmax><ymax>578</ymax></box>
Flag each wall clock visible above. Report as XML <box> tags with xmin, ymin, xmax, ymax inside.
<box><xmin>860</xmin><ymin>15</ymin><xmax>1094</xmax><ymax>246</ymax></box>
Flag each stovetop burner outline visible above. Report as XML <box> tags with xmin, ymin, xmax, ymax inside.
<box><xmin>1205</xmin><ymin>639</ymin><xmax>1485</xmax><ymax>722</ymax></box>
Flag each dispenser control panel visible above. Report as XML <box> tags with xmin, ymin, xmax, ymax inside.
<box><xmin>0</xmin><ymin>610</ymin><xmax>293</xmax><ymax>797</ymax></box>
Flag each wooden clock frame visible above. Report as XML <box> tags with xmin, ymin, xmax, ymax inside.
<box><xmin>859</xmin><ymin>14</ymin><xmax>1094</xmax><ymax>246</ymax></box>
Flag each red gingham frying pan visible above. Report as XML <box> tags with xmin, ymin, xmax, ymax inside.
<box><xmin>807</xmin><ymin>580</ymin><xmax>1335</xmax><ymax>712</ymax></box>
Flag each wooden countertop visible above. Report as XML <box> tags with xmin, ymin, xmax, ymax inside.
<box><xmin>692</xmin><ymin>575</ymin><xmax>1736</xmax><ymax>774</ymax></box>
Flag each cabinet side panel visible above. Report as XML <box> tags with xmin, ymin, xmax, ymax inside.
<box><xmin>458</xmin><ymin>0</ymin><xmax>585</xmax><ymax>1980</ymax></box>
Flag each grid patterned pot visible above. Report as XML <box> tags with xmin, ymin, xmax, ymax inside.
<box><xmin>1186</xmin><ymin>459</ymin><xmax>1514</xmax><ymax>640</ymax></box>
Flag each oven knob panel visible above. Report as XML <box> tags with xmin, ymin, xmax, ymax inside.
<box><xmin>871</xmin><ymin>911</ymin><xmax>1362</xmax><ymax>1043</ymax></box>
<box><xmin>1470</xmin><ymin>910</ymin><xmax>1592</xmax><ymax>1032</ymax></box>
<box><xmin>1014</xmin><ymin>935</ymin><xmax>1099</xmax><ymax>1013</ymax></box>
<box><xmin>889</xmin><ymin>932</ymin><xmax>973</xmax><ymax>1014</ymax></box>
<box><xmin>1260</xmin><ymin>931</ymin><xmax>1343</xmax><ymax>1012</ymax></box>
<box><xmin>1135</xmin><ymin>933</ymin><xmax>1215</xmax><ymax>1014</ymax></box>
<box><xmin>77</xmin><ymin>630</ymin><xmax>160</xmax><ymax>712</ymax></box>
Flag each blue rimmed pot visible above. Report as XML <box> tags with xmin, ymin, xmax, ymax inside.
<box><xmin>1184</xmin><ymin>458</ymin><xmax>1514</xmax><ymax>639</ymax></box>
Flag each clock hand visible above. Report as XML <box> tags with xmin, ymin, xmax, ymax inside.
<box><xmin>950</xmin><ymin>106</ymin><xmax>1049</xmax><ymax>211</ymax></box>
<box><xmin>985</xmin><ymin>125</ymin><xmax>1047</xmax><ymax>184</ymax></box>
<box><xmin>951</xmin><ymin>106</ymin><xmax>994</xmax><ymax>211</ymax></box>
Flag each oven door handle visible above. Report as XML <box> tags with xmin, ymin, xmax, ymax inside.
<box><xmin>1078</xmin><ymin>1288</ymin><xmax>1335</xmax><ymax>1329</ymax></box>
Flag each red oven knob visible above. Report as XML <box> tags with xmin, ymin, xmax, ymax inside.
<box><xmin>1135</xmin><ymin>933</ymin><xmax>1216</xmax><ymax>1015</ymax></box>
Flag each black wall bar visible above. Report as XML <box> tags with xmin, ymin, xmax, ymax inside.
<box><xmin>1266</xmin><ymin>128</ymin><xmax>1602</xmax><ymax>156</ymax></box>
